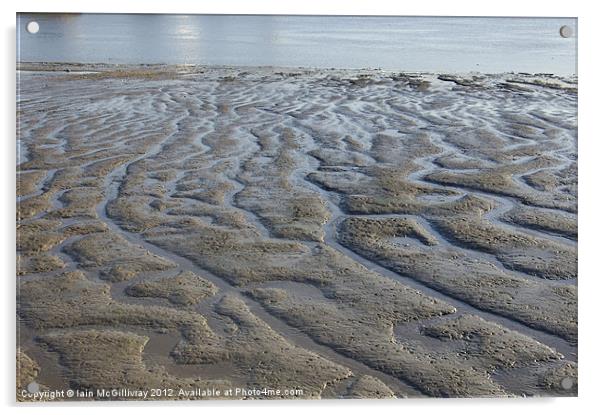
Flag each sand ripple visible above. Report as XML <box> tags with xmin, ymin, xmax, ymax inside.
<box><xmin>17</xmin><ymin>64</ymin><xmax>577</xmax><ymax>399</ymax></box>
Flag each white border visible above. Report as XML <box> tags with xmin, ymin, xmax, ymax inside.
<box><xmin>3</xmin><ymin>1</ymin><xmax>600</xmax><ymax>414</ymax></box>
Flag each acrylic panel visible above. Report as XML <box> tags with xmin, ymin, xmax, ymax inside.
<box><xmin>16</xmin><ymin>13</ymin><xmax>577</xmax><ymax>402</ymax></box>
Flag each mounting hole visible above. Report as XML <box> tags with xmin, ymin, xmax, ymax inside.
<box><xmin>559</xmin><ymin>25</ymin><xmax>574</xmax><ymax>38</ymax></box>
<box><xmin>26</xmin><ymin>21</ymin><xmax>39</xmax><ymax>34</ymax></box>
<box><xmin>560</xmin><ymin>377</ymin><xmax>574</xmax><ymax>390</ymax></box>
<box><xmin>26</xmin><ymin>381</ymin><xmax>40</xmax><ymax>393</ymax></box>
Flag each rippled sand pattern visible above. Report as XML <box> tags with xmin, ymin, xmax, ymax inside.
<box><xmin>17</xmin><ymin>64</ymin><xmax>577</xmax><ymax>399</ymax></box>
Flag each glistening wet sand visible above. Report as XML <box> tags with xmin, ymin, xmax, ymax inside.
<box><xmin>17</xmin><ymin>63</ymin><xmax>577</xmax><ymax>400</ymax></box>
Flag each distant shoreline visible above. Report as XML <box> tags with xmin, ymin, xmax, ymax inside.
<box><xmin>16</xmin><ymin>62</ymin><xmax>578</xmax><ymax>82</ymax></box>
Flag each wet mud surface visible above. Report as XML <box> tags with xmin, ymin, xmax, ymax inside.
<box><xmin>17</xmin><ymin>63</ymin><xmax>577</xmax><ymax>399</ymax></box>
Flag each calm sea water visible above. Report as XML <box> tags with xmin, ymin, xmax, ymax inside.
<box><xmin>17</xmin><ymin>14</ymin><xmax>577</xmax><ymax>75</ymax></box>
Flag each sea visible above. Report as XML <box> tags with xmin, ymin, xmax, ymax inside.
<box><xmin>17</xmin><ymin>13</ymin><xmax>577</xmax><ymax>75</ymax></box>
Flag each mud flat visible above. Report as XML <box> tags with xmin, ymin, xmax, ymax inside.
<box><xmin>17</xmin><ymin>63</ymin><xmax>577</xmax><ymax>399</ymax></box>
